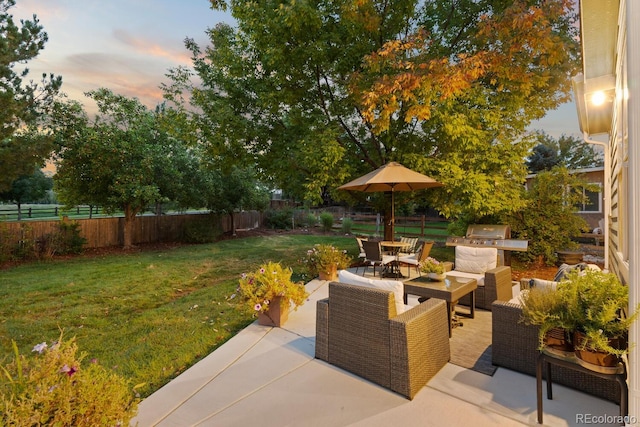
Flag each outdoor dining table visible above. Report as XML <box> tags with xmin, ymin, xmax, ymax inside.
<box><xmin>380</xmin><ymin>240</ymin><xmax>410</xmax><ymax>278</ymax></box>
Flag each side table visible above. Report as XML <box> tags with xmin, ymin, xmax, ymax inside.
<box><xmin>536</xmin><ymin>349</ymin><xmax>628</xmax><ymax>425</ymax></box>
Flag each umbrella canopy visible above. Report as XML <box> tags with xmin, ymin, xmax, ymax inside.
<box><xmin>338</xmin><ymin>162</ymin><xmax>443</xmax><ymax>241</ymax></box>
<box><xmin>338</xmin><ymin>162</ymin><xmax>443</xmax><ymax>193</ymax></box>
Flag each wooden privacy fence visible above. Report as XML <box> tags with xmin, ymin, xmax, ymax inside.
<box><xmin>1</xmin><ymin>211</ymin><xmax>264</xmax><ymax>249</ymax></box>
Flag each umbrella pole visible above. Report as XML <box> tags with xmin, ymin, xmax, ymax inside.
<box><xmin>391</xmin><ymin>187</ymin><xmax>395</xmax><ymax>242</ymax></box>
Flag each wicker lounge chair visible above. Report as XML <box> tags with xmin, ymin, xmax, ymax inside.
<box><xmin>315</xmin><ymin>282</ymin><xmax>450</xmax><ymax>399</ymax></box>
<box><xmin>492</xmin><ymin>300</ymin><xmax>620</xmax><ymax>403</ymax></box>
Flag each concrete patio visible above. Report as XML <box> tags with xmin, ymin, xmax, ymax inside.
<box><xmin>133</xmin><ymin>269</ymin><xmax>621</xmax><ymax>427</ymax></box>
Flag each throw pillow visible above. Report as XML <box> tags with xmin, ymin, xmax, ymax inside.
<box><xmin>338</xmin><ymin>269</ymin><xmax>405</xmax><ymax>314</ymax></box>
<box><xmin>454</xmin><ymin>245</ymin><xmax>498</xmax><ymax>274</ymax></box>
<box><xmin>553</xmin><ymin>263</ymin><xmax>601</xmax><ymax>282</ymax></box>
<box><xmin>530</xmin><ymin>278</ymin><xmax>558</xmax><ymax>292</ymax></box>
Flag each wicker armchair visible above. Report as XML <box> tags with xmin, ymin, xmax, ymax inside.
<box><xmin>456</xmin><ymin>266</ymin><xmax>513</xmax><ymax>310</ymax></box>
<box><xmin>315</xmin><ymin>282</ymin><xmax>450</xmax><ymax>399</ymax></box>
<box><xmin>492</xmin><ymin>300</ymin><xmax>620</xmax><ymax>403</ymax></box>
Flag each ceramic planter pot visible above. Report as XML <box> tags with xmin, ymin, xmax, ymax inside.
<box><xmin>573</xmin><ymin>330</ymin><xmax>625</xmax><ymax>368</ymax></box>
<box><xmin>427</xmin><ymin>272</ymin><xmax>446</xmax><ymax>281</ymax></box>
<box><xmin>318</xmin><ymin>264</ymin><xmax>338</xmax><ymax>281</ymax></box>
<box><xmin>543</xmin><ymin>327</ymin><xmax>573</xmax><ymax>356</ymax></box>
<box><xmin>257</xmin><ymin>296</ymin><xmax>289</xmax><ymax>327</ymax></box>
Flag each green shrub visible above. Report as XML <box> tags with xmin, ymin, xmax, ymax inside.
<box><xmin>36</xmin><ymin>220</ymin><xmax>86</xmax><ymax>259</ymax></box>
<box><xmin>340</xmin><ymin>218</ymin><xmax>353</xmax><ymax>234</ymax></box>
<box><xmin>183</xmin><ymin>215</ymin><xmax>222</xmax><ymax>243</ymax></box>
<box><xmin>265</xmin><ymin>208</ymin><xmax>295</xmax><ymax>230</ymax></box>
<box><xmin>319</xmin><ymin>212</ymin><xmax>334</xmax><ymax>232</ymax></box>
<box><xmin>502</xmin><ymin>167</ymin><xmax>592</xmax><ymax>265</ymax></box>
<box><xmin>305</xmin><ymin>213</ymin><xmax>318</xmax><ymax>228</ymax></box>
<box><xmin>1</xmin><ymin>335</ymin><xmax>139</xmax><ymax>426</ymax></box>
<box><xmin>56</xmin><ymin>220</ymin><xmax>86</xmax><ymax>255</ymax></box>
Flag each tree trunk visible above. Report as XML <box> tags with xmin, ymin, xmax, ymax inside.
<box><xmin>122</xmin><ymin>205</ymin><xmax>137</xmax><ymax>249</ymax></box>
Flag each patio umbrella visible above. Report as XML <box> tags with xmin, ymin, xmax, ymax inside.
<box><xmin>338</xmin><ymin>162</ymin><xmax>443</xmax><ymax>241</ymax></box>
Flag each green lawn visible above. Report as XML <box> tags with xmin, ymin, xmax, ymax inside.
<box><xmin>0</xmin><ymin>234</ymin><xmax>362</xmax><ymax>398</ymax></box>
<box><xmin>349</xmin><ymin>221</ymin><xmax>450</xmax><ymax>240</ymax></box>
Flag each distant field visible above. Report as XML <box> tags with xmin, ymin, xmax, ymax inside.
<box><xmin>347</xmin><ymin>219</ymin><xmax>450</xmax><ymax>241</ymax></box>
<box><xmin>0</xmin><ymin>204</ymin><xmax>113</xmax><ymax>221</ymax></box>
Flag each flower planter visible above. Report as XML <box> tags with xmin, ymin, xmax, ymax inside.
<box><xmin>258</xmin><ymin>296</ymin><xmax>289</xmax><ymax>327</ymax></box>
<box><xmin>427</xmin><ymin>272</ymin><xmax>446</xmax><ymax>281</ymax></box>
<box><xmin>318</xmin><ymin>264</ymin><xmax>338</xmax><ymax>281</ymax></box>
<box><xmin>543</xmin><ymin>327</ymin><xmax>573</xmax><ymax>356</ymax></box>
<box><xmin>573</xmin><ymin>330</ymin><xmax>624</xmax><ymax>368</ymax></box>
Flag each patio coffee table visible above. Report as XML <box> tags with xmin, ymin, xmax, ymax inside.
<box><xmin>403</xmin><ymin>275</ymin><xmax>477</xmax><ymax>337</ymax></box>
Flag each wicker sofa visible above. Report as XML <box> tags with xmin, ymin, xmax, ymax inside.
<box><xmin>492</xmin><ymin>298</ymin><xmax>621</xmax><ymax>403</ymax></box>
<box><xmin>315</xmin><ymin>281</ymin><xmax>450</xmax><ymax>399</ymax></box>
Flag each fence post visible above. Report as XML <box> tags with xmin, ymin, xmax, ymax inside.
<box><xmin>421</xmin><ymin>215</ymin><xmax>425</xmax><ymax>237</ymax></box>
<box><xmin>28</xmin><ymin>207</ymin><xmax>32</xmax><ymax>218</ymax></box>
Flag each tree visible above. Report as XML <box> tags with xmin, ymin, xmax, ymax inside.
<box><xmin>200</xmin><ymin>165</ymin><xmax>270</xmax><ymax>236</ymax></box>
<box><xmin>527</xmin><ymin>131</ymin><xmax>603</xmax><ymax>173</ymax></box>
<box><xmin>0</xmin><ymin>168</ymin><xmax>52</xmax><ymax>220</ymax></box>
<box><xmin>527</xmin><ymin>144</ymin><xmax>560</xmax><ymax>173</ymax></box>
<box><xmin>503</xmin><ymin>166</ymin><xmax>593</xmax><ymax>266</ymax></box>
<box><xmin>51</xmin><ymin>89</ymin><xmax>197</xmax><ymax>249</ymax></box>
<box><xmin>180</xmin><ymin>0</ymin><xmax>579</xmax><ymax>238</ymax></box>
<box><xmin>0</xmin><ymin>0</ymin><xmax>61</xmax><ymax>191</ymax></box>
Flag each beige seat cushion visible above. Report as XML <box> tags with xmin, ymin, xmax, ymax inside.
<box><xmin>454</xmin><ymin>246</ymin><xmax>497</xmax><ymax>274</ymax></box>
<box><xmin>338</xmin><ymin>270</ymin><xmax>406</xmax><ymax>314</ymax></box>
<box><xmin>445</xmin><ymin>270</ymin><xmax>485</xmax><ymax>287</ymax></box>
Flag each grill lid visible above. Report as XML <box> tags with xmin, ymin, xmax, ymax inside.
<box><xmin>465</xmin><ymin>224</ymin><xmax>510</xmax><ymax>239</ymax></box>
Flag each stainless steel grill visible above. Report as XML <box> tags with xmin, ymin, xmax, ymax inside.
<box><xmin>445</xmin><ymin>224</ymin><xmax>528</xmax><ymax>266</ymax></box>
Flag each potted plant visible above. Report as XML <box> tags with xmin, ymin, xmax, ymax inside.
<box><xmin>1</xmin><ymin>334</ymin><xmax>139</xmax><ymax>425</ymax></box>
<box><xmin>237</xmin><ymin>261</ymin><xmax>309</xmax><ymax>327</ymax></box>
<box><xmin>420</xmin><ymin>257</ymin><xmax>446</xmax><ymax>281</ymax></box>
<box><xmin>519</xmin><ymin>285</ymin><xmax>574</xmax><ymax>353</ymax></box>
<box><xmin>560</xmin><ymin>269</ymin><xmax>639</xmax><ymax>367</ymax></box>
<box><xmin>302</xmin><ymin>244</ymin><xmax>352</xmax><ymax>281</ymax></box>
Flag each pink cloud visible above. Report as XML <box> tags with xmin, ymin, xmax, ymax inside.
<box><xmin>112</xmin><ymin>29</ymin><xmax>191</xmax><ymax>65</ymax></box>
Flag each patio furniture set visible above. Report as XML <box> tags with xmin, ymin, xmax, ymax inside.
<box><xmin>315</xmin><ymin>240</ymin><xmax>514</xmax><ymax>399</ymax></box>
<box><xmin>356</xmin><ymin>237</ymin><xmax>432</xmax><ymax>278</ymax></box>
<box><xmin>314</xmin><ymin>241</ymin><xmax>628</xmax><ymax>422</ymax></box>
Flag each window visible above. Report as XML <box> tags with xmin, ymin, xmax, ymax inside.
<box><xmin>577</xmin><ymin>183</ymin><xmax>602</xmax><ymax>213</ymax></box>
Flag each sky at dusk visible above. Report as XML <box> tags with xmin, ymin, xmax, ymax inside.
<box><xmin>10</xmin><ymin>0</ymin><xmax>581</xmax><ymax>138</ymax></box>
<box><xmin>11</xmin><ymin>0</ymin><xmax>230</xmax><ymax>115</ymax></box>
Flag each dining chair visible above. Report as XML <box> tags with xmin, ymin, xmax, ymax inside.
<box><xmin>355</xmin><ymin>236</ymin><xmax>367</xmax><ymax>261</ymax></box>
<box><xmin>398</xmin><ymin>241</ymin><xmax>434</xmax><ymax>277</ymax></box>
<box><xmin>358</xmin><ymin>240</ymin><xmax>395</xmax><ymax>276</ymax></box>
